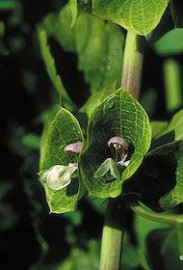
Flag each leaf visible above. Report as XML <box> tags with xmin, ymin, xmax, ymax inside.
<box><xmin>37</xmin><ymin>27</ymin><xmax>76</xmax><ymax>108</ymax></box>
<box><xmin>123</xmin><ymin>141</ymin><xmax>179</xmax><ymax>211</ymax></box>
<box><xmin>41</xmin><ymin>6</ymin><xmax>124</xmax><ymax>93</ymax></box>
<box><xmin>55</xmin><ymin>240</ymin><xmax>100</xmax><ymax>270</ymax></box>
<box><xmin>92</xmin><ymin>0</ymin><xmax>170</xmax><ymax>36</ymax></box>
<box><xmin>154</xmin><ymin>28</ymin><xmax>183</xmax><ymax>55</ymax></box>
<box><xmin>135</xmin><ymin>214</ymin><xmax>168</xmax><ymax>270</ymax></box>
<box><xmin>159</xmin><ymin>144</ymin><xmax>183</xmax><ymax>209</ymax></box>
<box><xmin>79</xmin><ymin>82</ymin><xmax>116</xmax><ymax>119</ymax></box>
<box><xmin>77</xmin><ymin>0</ymin><xmax>92</xmax><ymax>12</ymax></box>
<box><xmin>74</xmin><ymin>13</ymin><xmax>124</xmax><ymax>91</ymax></box>
<box><xmin>42</xmin><ymin>4</ymin><xmax>75</xmax><ymax>51</ymax></box>
<box><xmin>151</xmin><ymin>109</ymin><xmax>183</xmax><ymax>142</ymax></box>
<box><xmin>69</xmin><ymin>0</ymin><xmax>78</xmax><ymax>27</ymax></box>
<box><xmin>151</xmin><ymin>121</ymin><xmax>168</xmax><ymax>139</ymax></box>
<box><xmin>164</xmin><ymin>109</ymin><xmax>183</xmax><ymax>141</ymax></box>
<box><xmin>22</xmin><ymin>133</ymin><xmax>40</xmax><ymax>150</ymax></box>
<box><xmin>170</xmin><ymin>0</ymin><xmax>183</xmax><ymax>28</ymax></box>
<box><xmin>80</xmin><ymin>88</ymin><xmax>151</xmax><ymax>198</ymax></box>
<box><xmin>39</xmin><ymin>108</ymin><xmax>84</xmax><ymax>213</ymax></box>
<box><xmin>0</xmin><ymin>0</ymin><xmax>18</xmax><ymax>10</ymax></box>
<box><xmin>147</xmin><ymin>226</ymin><xmax>183</xmax><ymax>270</ymax></box>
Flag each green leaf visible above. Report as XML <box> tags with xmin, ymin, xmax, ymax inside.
<box><xmin>41</xmin><ymin>5</ymin><xmax>124</xmax><ymax>93</ymax></box>
<box><xmin>147</xmin><ymin>226</ymin><xmax>183</xmax><ymax>270</ymax></box>
<box><xmin>22</xmin><ymin>133</ymin><xmax>40</xmax><ymax>150</ymax></box>
<box><xmin>42</xmin><ymin>4</ymin><xmax>75</xmax><ymax>51</ymax></box>
<box><xmin>79</xmin><ymin>82</ymin><xmax>116</xmax><ymax>119</ymax></box>
<box><xmin>170</xmin><ymin>0</ymin><xmax>183</xmax><ymax>28</ymax></box>
<box><xmin>78</xmin><ymin>0</ymin><xmax>92</xmax><ymax>12</ymax></box>
<box><xmin>69</xmin><ymin>0</ymin><xmax>78</xmax><ymax>27</ymax></box>
<box><xmin>92</xmin><ymin>0</ymin><xmax>170</xmax><ymax>35</ymax></box>
<box><xmin>165</xmin><ymin>109</ymin><xmax>183</xmax><ymax>141</ymax></box>
<box><xmin>80</xmin><ymin>88</ymin><xmax>151</xmax><ymax>198</ymax></box>
<box><xmin>159</xmin><ymin>144</ymin><xmax>183</xmax><ymax>209</ymax></box>
<box><xmin>121</xmin><ymin>233</ymin><xmax>143</xmax><ymax>269</ymax></box>
<box><xmin>39</xmin><ymin>108</ymin><xmax>84</xmax><ymax>213</ymax></box>
<box><xmin>151</xmin><ymin>121</ymin><xmax>168</xmax><ymax>139</ymax></box>
<box><xmin>151</xmin><ymin>110</ymin><xmax>183</xmax><ymax>142</ymax></box>
<box><xmin>55</xmin><ymin>240</ymin><xmax>100</xmax><ymax>270</ymax></box>
<box><xmin>37</xmin><ymin>27</ymin><xmax>76</xmax><ymax>108</ymax></box>
<box><xmin>135</xmin><ymin>214</ymin><xmax>168</xmax><ymax>270</ymax></box>
<box><xmin>0</xmin><ymin>0</ymin><xmax>18</xmax><ymax>10</ymax></box>
<box><xmin>147</xmin><ymin>110</ymin><xmax>183</xmax><ymax>209</ymax></box>
<box><xmin>74</xmin><ymin>13</ymin><xmax>124</xmax><ymax>91</ymax></box>
<box><xmin>154</xmin><ymin>28</ymin><xmax>183</xmax><ymax>55</ymax></box>
<box><xmin>124</xmin><ymin>141</ymin><xmax>179</xmax><ymax>211</ymax></box>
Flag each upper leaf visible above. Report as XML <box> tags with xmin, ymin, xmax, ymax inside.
<box><xmin>74</xmin><ymin>12</ymin><xmax>124</xmax><ymax>91</ymax></box>
<box><xmin>39</xmin><ymin>108</ymin><xmax>84</xmax><ymax>213</ymax></box>
<box><xmin>69</xmin><ymin>0</ymin><xmax>78</xmax><ymax>27</ymax></box>
<box><xmin>41</xmin><ymin>4</ymin><xmax>124</xmax><ymax>93</ymax></box>
<box><xmin>80</xmin><ymin>88</ymin><xmax>151</xmax><ymax>198</ymax></box>
<box><xmin>37</xmin><ymin>27</ymin><xmax>76</xmax><ymax>108</ymax></box>
<box><xmin>92</xmin><ymin>0</ymin><xmax>170</xmax><ymax>36</ymax></box>
<box><xmin>42</xmin><ymin>4</ymin><xmax>75</xmax><ymax>51</ymax></box>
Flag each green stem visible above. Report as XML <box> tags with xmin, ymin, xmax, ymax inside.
<box><xmin>121</xmin><ymin>31</ymin><xmax>145</xmax><ymax>99</ymax></box>
<box><xmin>100</xmin><ymin>198</ymin><xmax>125</xmax><ymax>270</ymax></box>
<box><xmin>163</xmin><ymin>58</ymin><xmax>182</xmax><ymax>111</ymax></box>
<box><xmin>132</xmin><ymin>204</ymin><xmax>183</xmax><ymax>225</ymax></box>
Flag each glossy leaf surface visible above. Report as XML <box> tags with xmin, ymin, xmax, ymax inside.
<box><xmin>93</xmin><ymin>0</ymin><xmax>170</xmax><ymax>35</ymax></box>
<box><xmin>39</xmin><ymin>108</ymin><xmax>84</xmax><ymax>213</ymax></box>
<box><xmin>80</xmin><ymin>88</ymin><xmax>151</xmax><ymax>198</ymax></box>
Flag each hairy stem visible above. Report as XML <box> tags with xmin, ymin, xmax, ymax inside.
<box><xmin>121</xmin><ymin>31</ymin><xmax>145</xmax><ymax>99</ymax></box>
<box><xmin>100</xmin><ymin>198</ymin><xmax>125</xmax><ymax>270</ymax></box>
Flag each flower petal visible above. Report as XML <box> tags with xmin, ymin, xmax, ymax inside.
<box><xmin>40</xmin><ymin>164</ymin><xmax>78</xmax><ymax>191</ymax></box>
<box><xmin>64</xmin><ymin>141</ymin><xmax>83</xmax><ymax>155</ymax></box>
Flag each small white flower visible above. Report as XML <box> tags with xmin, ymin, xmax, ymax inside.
<box><xmin>94</xmin><ymin>158</ymin><xmax>120</xmax><ymax>179</ymax></box>
<box><xmin>40</xmin><ymin>163</ymin><xmax>78</xmax><ymax>191</ymax></box>
<box><xmin>94</xmin><ymin>158</ymin><xmax>130</xmax><ymax>179</ymax></box>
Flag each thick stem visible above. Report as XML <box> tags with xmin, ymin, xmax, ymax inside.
<box><xmin>121</xmin><ymin>31</ymin><xmax>145</xmax><ymax>99</ymax></box>
<box><xmin>100</xmin><ymin>198</ymin><xmax>125</xmax><ymax>270</ymax></box>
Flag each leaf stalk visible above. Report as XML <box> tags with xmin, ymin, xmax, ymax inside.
<box><xmin>132</xmin><ymin>204</ymin><xmax>183</xmax><ymax>225</ymax></box>
<box><xmin>121</xmin><ymin>31</ymin><xmax>145</xmax><ymax>99</ymax></box>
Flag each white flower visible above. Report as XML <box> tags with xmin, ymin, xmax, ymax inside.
<box><xmin>40</xmin><ymin>163</ymin><xmax>78</xmax><ymax>191</ymax></box>
<box><xmin>94</xmin><ymin>158</ymin><xmax>130</xmax><ymax>179</ymax></box>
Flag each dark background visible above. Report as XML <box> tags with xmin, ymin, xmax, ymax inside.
<box><xmin>0</xmin><ymin>1</ymin><xmax>181</xmax><ymax>269</ymax></box>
